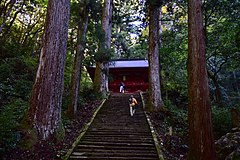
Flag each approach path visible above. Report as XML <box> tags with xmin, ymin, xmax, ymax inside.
<box><xmin>66</xmin><ymin>93</ymin><xmax>161</xmax><ymax>160</ymax></box>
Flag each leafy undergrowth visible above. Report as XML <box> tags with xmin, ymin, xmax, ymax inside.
<box><xmin>1</xmin><ymin>100</ymin><xmax>102</xmax><ymax>160</ymax></box>
<box><xmin>148</xmin><ymin>110</ymin><xmax>189</xmax><ymax>160</ymax></box>
<box><xmin>146</xmin><ymin>98</ymin><xmax>239</xmax><ymax>160</ymax></box>
<box><xmin>142</xmin><ymin>92</ymin><xmax>189</xmax><ymax>160</ymax></box>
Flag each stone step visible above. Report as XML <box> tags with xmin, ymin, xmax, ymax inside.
<box><xmin>69</xmin><ymin>151</ymin><xmax>158</xmax><ymax>159</ymax></box>
<box><xmin>66</xmin><ymin>93</ymin><xmax>160</xmax><ymax>160</ymax></box>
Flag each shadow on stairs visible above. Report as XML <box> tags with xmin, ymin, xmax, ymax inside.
<box><xmin>64</xmin><ymin>93</ymin><xmax>163</xmax><ymax>160</ymax></box>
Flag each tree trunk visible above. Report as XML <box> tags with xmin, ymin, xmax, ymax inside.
<box><xmin>187</xmin><ymin>0</ymin><xmax>217</xmax><ymax>159</ymax></box>
<box><xmin>94</xmin><ymin>0</ymin><xmax>112</xmax><ymax>95</ymax></box>
<box><xmin>94</xmin><ymin>62</ymin><xmax>105</xmax><ymax>93</ymax></box>
<box><xmin>213</xmin><ymin>79</ymin><xmax>221</xmax><ymax>105</ymax></box>
<box><xmin>68</xmin><ymin>3</ymin><xmax>89</xmax><ymax>117</ymax></box>
<box><xmin>233</xmin><ymin>71</ymin><xmax>240</xmax><ymax>96</ymax></box>
<box><xmin>148</xmin><ymin>3</ymin><xmax>164</xmax><ymax>111</ymax></box>
<box><xmin>102</xmin><ymin>0</ymin><xmax>112</xmax><ymax>93</ymax></box>
<box><xmin>28</xmin><ymin>0</ymin><xmax>70</xmax><ymax>140</ymax></box>
<box><xmin>208</xmin><ymin>72</ymin><xmax>222</xmax><ymax>106</ymax></box>
<box><xmin>231</xmin><ymin>108</ymin><xmax>240</xmax><ymax>127</ymax></box>
<box><xmin>159</xmin><ymin>6</ymin><xmax>162</xmax><ymax>43</ymax></box>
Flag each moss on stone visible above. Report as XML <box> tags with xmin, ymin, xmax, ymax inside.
<box><xmin>19</xmin><ymin>128</ymin><xmax>38</xmax><ymax>150</ymax></box>
<box><xmin>18</xmin><ymin>114</ymin><xmax>38</xmax><ymax>149</ymax></box>
<box><xmin>54</xmin><ymin>122</ymin><xmax>65</xmax><ymax>142</ymax></box>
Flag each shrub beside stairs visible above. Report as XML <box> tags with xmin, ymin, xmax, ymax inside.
<box><xmin>64</xmin><ymin>93</ymin><xmax>163</xmax><ymax>160</ymax></box>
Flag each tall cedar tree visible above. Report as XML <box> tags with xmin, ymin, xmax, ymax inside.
<box><xmin>28</xmin><ymin>0</ymin><xmax>70</xmax><ymax>140</ymax></box>
<box><xmin>148</xmin><ymin>1</ymin><xmax>164</xmax><ymax>111</ymax></box>
<box><xmin>187</xmin><ymin>0</ymin><xmax>217</xmax><ymax>159</ymax></box>
<box><xmin>94</xmin><ymin>0</ymin><xmax>112</xmax><ymax>95</ymax></box>
<box><xmin>68</xmin><ymin>2</ymin><xmax>89</xmax><ymax>117</ymax></box>
<box><xmin>102</xmin><ymin>0</ymin><xmax>113</xmax><ymax>93</ymax></box>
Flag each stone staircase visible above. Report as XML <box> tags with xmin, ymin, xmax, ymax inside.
<box><xmin>66</xmin><ymin>93</ymin><xmax>160</xmax><ymax>160</ymax></box>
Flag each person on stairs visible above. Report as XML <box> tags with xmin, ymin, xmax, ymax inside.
<box><xmin>119</xmin><ymin>81</ymin><xmax>125</xmax><ymax>93</ymax></box>
<box><xmin>129</xmin><ymin>95</ymin><xmax>138</xmax><ymax>116</ymax></box>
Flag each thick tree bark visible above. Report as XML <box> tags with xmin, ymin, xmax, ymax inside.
<box><xmin>94</xmin><ymin>0</ymin><xmax>112</xmax><ymax>95</ymax></box>
<box><xmin>233</xmin><ymin>71</ymin><xmax>240</xmax><ymax>96</ymax></box>
<box><xmin>68</xmin><ymin>3</ymin><xmax>89</xmax><ymax>117</ymax></box>
<box><xmin>102</xmin><ymin>0</ymin><xmax>112</xmax><ymax>93</ymax></box>
<box><xmin>148</xmin><ymin>3</ymin><xmax>164</xmax><ymax>111</ymax></box>
<box><xmin>159</xmin><ymin>6</ymin><xmax>162</xmax><ymax>42</ymax></box>
<box><xmin>28</xmin><ymin>0</ymin><xmax>70</xmax><ymax>140</ymax></box>
<box><xmin>231</xmin><ymin>108</ymin><xmax>240</xmax><ymax>127</ymax></box>
<box><xmin>212</xmin><ymin>77</ymin><xmax>221</xmax><ymax>105</ymax></box>
<box><xmin>94</xmin><ymin>62</ymin><xmax>105</xmax><ymax>93</ymax></box>
<box><xmin>187</xmin><ymin>0</ymin><xmax>217</xmax><ymax>159</ymax></box>
<box><xmin>207</xmin><ymin>71</ymin><xmax>221</xmax><ymax>105</ymax></box>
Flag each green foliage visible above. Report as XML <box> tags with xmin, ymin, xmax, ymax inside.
<box><xmin>94</xmin><ymin>47</ymin><xmax>114</xmax><ymax>63</ymax></box>
<box><xmin>54</xmin><ymin>122</ymin><xmax>65</xmax><ymax>142</ymax></box>
<box><xmin>129</xmin><ymin>37</ymin><xmax>148</xmax><ymax>59</ymax></box>
<box><xmin>160</xmin><ymin>99</ymin><xmax>188</xmax><ymax>140</ymax></box>
<box><xmin>211</xmin><ymin>106</ymin><xmax>232</xmax><ymax>138</ymax></box>
<box><xmin>0</xmin><ymin>0</ymin><xmax>44</xmax><ymax>153</ymax></box>
<box><xmin>236</xmin><ymin>29</ymin><xmax>240</xmax><ymax>49</ymax></box>
<box><xmin>164</xmin><ymin>99</ymin><xmax>188</xmax><ymax>125</ymax></box>
<box><xmin>204</xmin><ymin>0</ymin><xmax>240</xmax><ymax>105</ymax></box>
<box><xmin>112</xmin><ymin>0</ymin><xmax>145</xmax><ymax>58</ymax></box>
<box><xmin>94</xmin><ymin>25</ymin><xmax>112</xmax><ymax>62</ymax></box>
<box><xmin>0</xmin><ymin>99</ymin><xmax>29</xmax><ymax>152</ymax></box>
<box><xmin>64</xmin><ymin>52</ymin><xmax>73</xmax><ymax>88</ymax></box>
<box><xmin>79</xmin><ymin>85</ymin><xmax>103</xmax><ymax>104</ymax></box>
<box><xmin>0</xmin><ymin>56</ymin><xmax>37</xmax><ymax>104</ymax></box>
<box><xmin>160</xmin><ymin>28</ymin><xmax>188</xmax><ymax>97</ymax></box>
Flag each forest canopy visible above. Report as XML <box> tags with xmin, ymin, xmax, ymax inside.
<box><xmin>0</xmin><ymin>0</ymin><xmax>240</xmax><ymax>159</ymax></box>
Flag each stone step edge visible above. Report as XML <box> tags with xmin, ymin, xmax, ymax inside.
<box><xmin>63</xmin><ymin>94</ymin><xmax>109</xmax><ymax>160</ymax></box>
<box><xmin>140</xmin><ymin>91</ymin><xmax>164</xmax><ymax>160</ymax></box>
